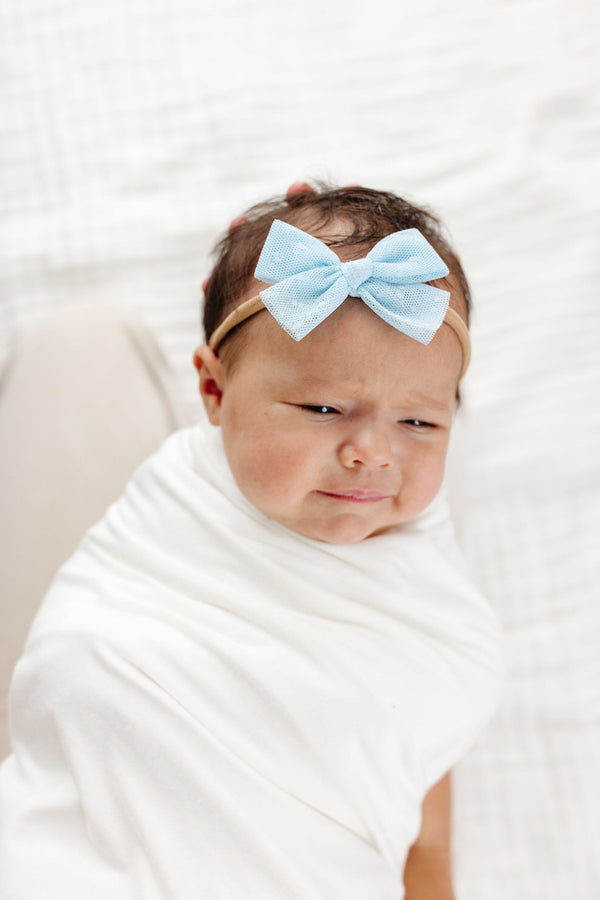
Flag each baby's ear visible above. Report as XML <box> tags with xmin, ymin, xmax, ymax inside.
<box><xmin>193</xmin><ymin>346</ymin><xmax>225</xmax><ymax>425</ymax></box>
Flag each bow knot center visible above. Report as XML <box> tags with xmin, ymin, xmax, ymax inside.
<box><xmin>340</xmin><ymin>257</ymin><xmax>373</xmax><ymax>296</ymax></box>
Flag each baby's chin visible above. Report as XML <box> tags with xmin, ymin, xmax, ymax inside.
<box><xmin>279</xmin><ymin>512</ymin><xmax>399</xmax><ymax>545</ymax></box>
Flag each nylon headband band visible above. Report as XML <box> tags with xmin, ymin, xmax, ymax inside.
<box><xmin>208</xmin><ymin>296</ymin><xmax>471</xmax><ymax>379</ymax></box>
<box><xmin>208</xmin><ymin>296</ymin><xmax>265</xmax><ymax>352</ymax></box>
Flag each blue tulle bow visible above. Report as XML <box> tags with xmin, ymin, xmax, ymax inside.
<box><xmin>254</xmin><ymin>220</ymin><xmax>451</xmax><ymax>344</ymax></box>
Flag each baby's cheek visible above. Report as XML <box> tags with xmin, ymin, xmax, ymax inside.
<box><xmin>238</xmin><ymin>438</ymin><xmax>310</xmax><ymax>506</ymax></box>
<box><xmin>399</xmin><ymin>452</ymin><xmax>447</xmax><ymax>519</ymax></box>
<box><xmin>417</xmin><ymin>455</ymin><xmax>447</xmax><ymax>506</ymax></box>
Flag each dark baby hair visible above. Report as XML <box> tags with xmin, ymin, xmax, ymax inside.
<box><xmin>202</xmin><ymin>183</ymin><xmax>471</xmax><ymax>349</ymax></box>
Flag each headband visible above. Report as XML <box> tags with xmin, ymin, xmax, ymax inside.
<box><xmin>208</xmin><ymin>220</ymin><xmax>471</xmax><ymax>379</ymax></box>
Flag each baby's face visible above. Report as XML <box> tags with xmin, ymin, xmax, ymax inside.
<box><xmin>196</xmin><ymin>299</ymin><xmax>463</xmax><ymax>544</ymax></box>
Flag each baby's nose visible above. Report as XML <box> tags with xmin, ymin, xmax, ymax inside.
<box><xmin>338</xmin><ymin>423</ymin><xmax>394</xmax><ymax>469</ymax></box>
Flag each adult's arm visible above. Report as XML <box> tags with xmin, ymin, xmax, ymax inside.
<box><xmin>403</xmin><ymin>771</ymin><xmax>455</xmax><ymax>900</ymax></box>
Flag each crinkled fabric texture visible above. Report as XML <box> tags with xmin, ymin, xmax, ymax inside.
<box><xmin>0</xmin><ymin>422</ymin><xmax>504</xmax><ymax>900</ymax></box>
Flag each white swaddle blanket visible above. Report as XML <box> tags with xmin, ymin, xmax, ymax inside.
<box><xmin>0</xmin><ymin>420</ymin><xmax>505</xmax><ymax>899</ymax></box>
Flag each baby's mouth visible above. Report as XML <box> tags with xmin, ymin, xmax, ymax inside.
<box><xmin>317</xmin><ymin>490</ymin><xmax>390</xmax><ymax>503</ymax></box>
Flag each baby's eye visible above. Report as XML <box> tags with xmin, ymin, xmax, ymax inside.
<box><xmin>301</xmin><ymin>405</ymin><xmax>339</xmax><ymax>415</ymax></box>
<box><xmin>402</xmin><ymin>419</ymin><xmax>435</xmax><ymax>429</ymax></box>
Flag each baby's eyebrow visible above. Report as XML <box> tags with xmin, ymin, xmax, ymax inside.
<box><xmin>278</xmin><ymin>377</ymin><xmax>451</xmax><ymax>412</ymax></box>
<box><xmin>402</xmin><ymin>392</ymin><xmax>451</xmax><ymax>412</ymax></box>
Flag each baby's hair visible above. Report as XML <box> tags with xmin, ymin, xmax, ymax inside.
<box><xmin>202</xmin><ymin>183</ymin><xmax>471</xmax><ymax>353</ymax></box>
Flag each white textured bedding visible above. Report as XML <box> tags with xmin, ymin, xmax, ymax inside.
<box><xmin>1</xmin><ymin>1</ymin><xmax>599</xmax><ymax>897</ymax></box>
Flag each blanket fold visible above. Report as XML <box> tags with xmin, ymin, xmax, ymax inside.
<box><xmin>0</xmin><ymin>420</ymin><xmax>505</xmax><ymax>899</ymax></box>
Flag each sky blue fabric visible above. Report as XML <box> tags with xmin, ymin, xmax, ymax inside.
<box><xmin>254</xmin><ymin>220</ymin><xmax>450</xmax><ymax>344</ymax></box>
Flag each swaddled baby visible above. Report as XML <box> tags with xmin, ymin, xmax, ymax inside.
<box><xmin>0</xmin><ymin>183</ymin><xmax>503</xmax><ymax>900</ymax></box>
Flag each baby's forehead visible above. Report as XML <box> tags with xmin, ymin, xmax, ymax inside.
<box><xmin>240</xmin><ymin>298</ymin><xmax>462</xmax><ymax>398</ymax></box>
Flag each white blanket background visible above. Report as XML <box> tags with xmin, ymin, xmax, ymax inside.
<box><xmin>1</xmin><ymin>1</ymin><xmax>599</xmax><ymax>898</ymax></box>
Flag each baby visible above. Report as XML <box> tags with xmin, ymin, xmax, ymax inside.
<box><xmin>197</xmin><ymin>184</ymin><xmax>471</xmax><ymax>546</ymax></box>
<box><xmin>0</xmin><ymin>184</ymin><xmax>504</xmax><ymax>900</ymax></box>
